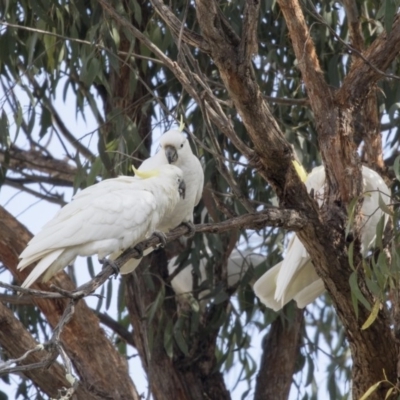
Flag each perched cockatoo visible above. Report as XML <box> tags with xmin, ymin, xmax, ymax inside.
<box><xmin>18</xmin><ymin>165</ymin><xmax>186</xmax><ymax>288</ymax></box>
<box><xmin>119</xmin><ymin>128</ymin><xmax>204</xmax><ymax>274</ymax></box>
<box><xmin>169</xmin><ymin>248</ymin><xmax>265</xmax><ymax>308</ymax></box>
<box><xmin>253</xmin><ymin>165</ymin><xmax>391</xmax><ymax>311</ymax></box>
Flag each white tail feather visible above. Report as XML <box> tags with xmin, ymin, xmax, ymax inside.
<box><xmin>253</xmin><ymin>262</ymin><xmax>283</xmax><ymax>312</ymax></box>
<box><xmin>293</xmin><ymin>279</ymin><xmax>325</xmax><ymax>308</ymax></box>
<box><xmin>21</xmin><ymin>249</ymin><xmax>64</xmax><ymax>288</ymax></box>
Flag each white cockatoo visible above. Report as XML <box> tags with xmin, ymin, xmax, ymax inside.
<box><xmin>169</xmin><ymin>248</ymin><xmax>265</xmax><ymax>307</ymax></box>
<box><xmin>18</xmin><ymin>165</ymin><xmax>186</xmax><ymax>288</ymax></box>
<box><xmin>119</xmin><ymin>128</ymin><xmax>204</xmax><ymax>274</ymax></box>
<box><xmin>253</xmin><ymin>165</ymin><xmax>391</xmax><ymax>311</ymax></box>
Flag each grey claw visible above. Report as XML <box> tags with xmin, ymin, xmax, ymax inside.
<box><xmin>99</xmin><ymin>258</ymin><xmax>120</xmax><ymax>278</ymax></box>
<box><xmin>181</xmin><ymin>221</ymin><xmax>196</xmax><ymax>237</ymax></box>
<box><xmin>151</xmin><ymin>231</ymin><xmax>167</xmax><ymax>248</ymax></box>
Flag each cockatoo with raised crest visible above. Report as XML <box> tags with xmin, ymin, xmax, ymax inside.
<box><xmin>253</xmin><ymin>164</ymin><xmax>391</xmax><ymax>311</ymax></box>
<box><xmin>18</xmin><ymin>165</ymin><xmax>186</xmax><ymax>288</ymax></box>
<box><xmin>119</xmin><ymin>127</ymin><xmax>204</xmax><ymax>274</ymax></box>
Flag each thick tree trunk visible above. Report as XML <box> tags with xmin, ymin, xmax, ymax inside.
<box><xmin>192</xmin><ymin>1</ymin><xmax>400</xmax><ymax>397</ymax></box>
<box><xmin>125</xmin><ymin>249</ymin><xmax>231</xmax><ymax>400</ymax></box>
<box><xmin>254</xmin><ymin>309</ymin><xmax>304</xmax><ymax>400</ymax></box>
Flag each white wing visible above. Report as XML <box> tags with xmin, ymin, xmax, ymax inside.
<box><xmin>19</xmin><ymin>188</ymin><xmax>158</xmax><ymax>287</ymax></box>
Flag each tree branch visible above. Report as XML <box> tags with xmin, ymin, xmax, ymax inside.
<box><xmin>0</xmin><ymin>302</ymin><xmax>96</xmax><ymax>399</ymax></box>
<box><xmin>341</xmin><ymin>0</ymin><xmax>364</xmax><ymax>52</ymax></box>
<box><xmin>277</xmin><ymin>0</ymin><xmax>332</xmax><ymax>117</ymax></box>
<box><xmin>337</xmin><ymin>15</ymin><xmax>400</xmax><ymax>105</ymax></box>
<box><xmin>4</xmin><ymin>179</ymin><xmax>67</xmax><ymax>206</ymax></box>
<box><xmin>0</xmin><ymin>146</ymin><xmax>77</xmax><ymax>185</ymax></box>
<box><xmin>149</xmin><ymin>0</ymin><xmax>210</xmax><ymax>53</ymax></box>
<box><xmin>94</xmin><ymin>311</ymin><xmax>136</xmax><ymax>348</ymax></box>
<box><xmin>239</xmin><ymin>0</ymin><xmax>259</xmax><ymax>61</ymax></box>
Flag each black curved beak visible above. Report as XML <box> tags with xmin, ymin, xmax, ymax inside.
<box><xmin>165</xmin><ymin>145</ymin><xmax>178</xmax><ymax>164</ymax></box>
<box><xmin>179</xmin><ymin>179</ymin><xmax>186</xmax><ymax>199</ymax></box>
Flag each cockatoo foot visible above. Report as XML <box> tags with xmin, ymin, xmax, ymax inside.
<box><xmin>181</xmin><ymin>221</ymin><xmax>196</xmax><ymax>237</ymax></box>
<box><xmin>151</xmin><ymin>231</ymin><xmax>167</xmax><ymax>248</ymax></box>
<box><xmin>99</xmin><ymin>258</ymin><xmax>120</xmax><ymax>277</ymax></box>
<box><xmin>132</xmin><ymin>244</ymin><xmax>144</xmax><ymax>258</ymax></box>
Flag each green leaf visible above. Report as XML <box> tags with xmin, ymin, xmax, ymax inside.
<box><xmin>384</xmin><ymin>0</ymin><xmax>396</xmax><ymax>34</ymax></box>
<box><xmin>96</xmin><ymin>285</ymin><xmax>105</xmax><ymax>312</ymax></box>
<box><xmin>87</xmin><ymin>157</ymin><xmax>103</xmax><ymax>187</ymax></box>
<box><xmin>359</xmin><ymin>381</ymin><xmax>383</xmax><ymax>400</ymax></box>
<box><xmin>361</xmin><ymin>299</ymin><xmax>380</xmax><ymax>330</ymax></box>
<box><xmin>173</xmin><ymin>321</ymin><xmax>189</xmax><ymax>356</ymax></box>
<box><xmin>163</xmin><ymin>318</ymin><xmax>174</xmax><ymax>359</ymax></box>
<box><xmin>348</xmin><ymin>241</ymin><xmax>355</xmax><ymax>270</ymax></box>
<box><xmin>384</xmin><ymin>387</ymin><xmax>394</xmax><ymax>399</ymax></box>
<box><xmin>106</xmin><ymin>277</ymin><xmax>112</xmax><ymax>310</ymax></box>
<box><xmin>213</xmin><ymin>290</ymin><xmax>230</xmax><ymax>305</ymax></box>
<box><xmin>43</xmin><ymin>28</ymin><xmax>57</xmax><ymax>70</ymax></box>
<box><xmin>39</xmin><ymin>106</ymin><xmax>52</xmax><ymax>138</ymax></box>
<box><xmin>0</xmin><ymin>110</ymin><xmax>9</xmax><ymax>148</ymax></box>
<box><xmin>86</xmin><ymin>256</ymin><xmax>95</xmax><ymax>278</ymax></box>
<box><xmin>378</xmin><ymin>193</ymin><xmax>393</xmax><ymax>216</ymax></box>
<box><xmin>375</xmin><ymin>216</ymin><xmax>385</xmax><ymax>250</ymax></box>
<box><xmin>147</xmin><ymin>285</ymin><xmax>165</xmax><ymax>324</ymax></box>
<box><xmin>349</xmin><ymin>272</ymin><xmax>371</xmax><ymax>315</ymax></box>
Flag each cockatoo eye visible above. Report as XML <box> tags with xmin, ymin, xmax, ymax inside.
<box><xmin>180</xmin><ymin>143</ymin><xmax>184</xmax><ymax>148</ymax></box>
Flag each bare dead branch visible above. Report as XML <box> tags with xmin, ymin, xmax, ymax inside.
<box><xmin>4</xmin><ymin>179</ymin><xmax>67</xmax><ymax>206</ymax></box>
<box><xmin>0</xmin><ymin>293</ymin><xmax>32</xmax><ymax>305</ymax></box>
<box><xmin>0</xmin><ymin>146</ymin><xmax>77</xmax><ymax>184</ymax></box>
<box><xmin>277</xmin><ymin>0</ymin><xmax>332</xmax><ymax>118</ymax></box>
<box><xmin>337</xmin><ymin>15</ymin><xmax>400</xmax><ymax>105</ymax></box>
<box><xmin>341</xmin><ymin>0</ymin><xmax>364</xmax><ymax>52</ymax></box>
<box><xmin>94</xmin><ymin>311</ymin><xmax>136</xmax><ymax>347</ymax></box>
<box><xmin>264</xmin><ymin>95</ymin><xmax>309</xmax><ymax>106</ymax></box>
<box><xmin>239</xmin><ymin>0</ymin><xmax>259</xmax><ymax>61</ymax></box>
<box><xmin>0</xmin><ymin>344</ymin><xmax>47</xmax><ymax>373</ymax></box>
<box><xmin>0</xmin><ymin>302</ymin><xmax>96</xmax><ymax>399</ymax></box>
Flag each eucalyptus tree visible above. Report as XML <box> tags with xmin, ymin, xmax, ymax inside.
<box><xmin>0</xmin><ymin>0</ymin><xmax>400</xmax><ymax>399</ymax></box>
